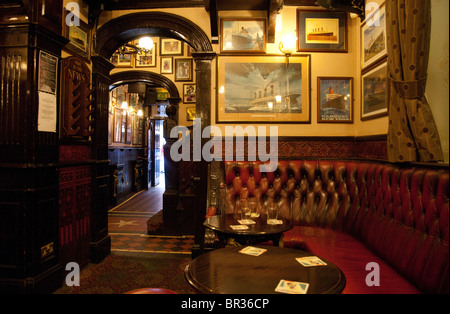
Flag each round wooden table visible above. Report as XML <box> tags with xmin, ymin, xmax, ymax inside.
<box><xmin>184</xmin><ymin>246</ymin><xmax>346</xmax><ymax>294</ymax></box>
<box><xmin>204</xmin><ymin>214</ymin><xmax>293</xmax><ymax>246</ymax></box>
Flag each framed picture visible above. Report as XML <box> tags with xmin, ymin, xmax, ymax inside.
<box><xmin>64</xmin><ymin>10</ymin><xmax>91</xmax><ymax>62</ymax></box>
<box><xmin>317</xmin><ymin>77</ymin><xmax>353</xmax><ymax>123</ymax></box>
<box><xmin>132</xmin><ymin>114</ymin><xmax>139</xmax><ymax>145</ymax></box>
<box><xmin>110</xmin><ymin>50</ymin><xmax>133</xmax><ymax>68</ymax></box>
<box><xmin>160</xmin><ymin>38</ymin><xmax>183</xmax><ymax>55</ymax></box>
<box><xmin>186</xmin><ymin>107</ymin><xmax>196</xmax><ymax>121</ymax></box>
<box><xmin>361</xmin><ymin>4</ymin><xmax>387</xmax><ymax>70</ymax></box>
<box><xmin>220</xmin><ymin>18</ymin><xmax>266</xmax><ymax>54</ymax></box>
<box><xmin>175</xmin><ymin>58</ymin><xmax>193</xmax><ymax>82</ymax></box>
<box><xmin>108</xmin><ymin>111</ymin><xmax>113</xmax><ymax>144</ymax></box>
<box><xmin>216</xmin><ymin>55</ymin><xmax>311</xmax><ymax>123</ymax></box>
<box><xmin>183</xmin><ymin>84</ymin><xmax>196</xmax><ymax>103</ymax></box>
<box><xmin>297</xmin><ymin>10</ymin><xmax>347</xmax><ymax>53</ymax></box>
<box><xmin>113</xmin><ymin>108</ymin><xmax>123</xmax><ymax>143</ymax></box>
<box><xmin>135</xmin><ymin>42</ymin><xmax>157</xmax><ymax>67</ymax></box>
<box><xmin>361</xmin><ymin>60</ymin><xmax>389</xmax><ymax>121</ymax></box>
<box><xmin>160</xmin><ymin>57</ymin><xmax>173</xmax><ymax>74</ymax></box>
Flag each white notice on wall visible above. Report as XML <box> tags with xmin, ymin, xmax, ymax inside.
<box><xmin>38</xmin><ymin>91</ymin><xmax>57</xmax><ymax>132</ymax></box>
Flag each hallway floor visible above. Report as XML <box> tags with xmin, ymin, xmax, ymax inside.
<box><xmin>108</xmin><ymin>176</ymin><xmax>194</xmax><ymax>256</ymax></box>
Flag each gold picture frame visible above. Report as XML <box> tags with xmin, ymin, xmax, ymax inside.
<box><xmin>216</xmin><ymin>55</ymin><xmax>311</xmax><ymax>124</ymax></box>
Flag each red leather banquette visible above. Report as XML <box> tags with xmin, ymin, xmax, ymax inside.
<box><xmin>220</xmin><ymin>160</ymin><xmax>449</xmax><ymax>294</ymax></box>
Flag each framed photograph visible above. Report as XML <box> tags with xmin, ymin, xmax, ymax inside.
<box><xmin>110</xmin><ymin>50</ymin><xmax>133</xmax><ymax>68</ymax></box>
<box><xmin>317</xmin><ymin>77</ymin><xmax>353</xmax><ymax>123</ymax></box>
<box><xmin>220</xmin><ymin>18</ymin><xmax>266</xmax><ymax>54</ymax></box>
<box><xmin>183</xmin><ymin>84</ymin><xmax>196</xmax><ymax>103</ymax></box>
<box><xmin>217</xmin><ymin>55</ymin><xmax>311</xmax><ymax>123</ymax></box>
<box><xmin>175</xmin><ymin>58</ymin><xmax>193</xmax><ymax>82</ymax></box>
<box><xmin>361</xmin><ymin>60</ymin><xmax>389</xmax><ymax>121</ymax></box>
<box><xmin>113</xmin><ymin>108</ymin><xmax>123</xmax><ymax>143</ymax></box>
<box><xmin>297</xmin><ymin>10</ymin><xmax>347</xmax><ymax>53</ymax></box>
<box><xmin>361</xmin><ymin>4</ymin><xmax>387</xmax><ymax>70</ymax></box>
<box><xmin>135</xmin><ymin>42</ymin><xmax>157</xmax><ymax>67</ymax></box>
<box><xmin>186</xmin><ymin>107</ymin><xmax>196</xmax><ymax>121</ymax></box>
<box><xmin>64</xmin><ymin>10</ymin><xmax>91</xmax><ymax>62</ymax></box>
<box><xmin>160</xmin><ymin>38</ymin><xmax>183</xmax><ymax>55</ymax></box>
<box><xmin>160</xmin><ymin>57</ymin><xmax>173</xmax><ymax>74</ymax></box>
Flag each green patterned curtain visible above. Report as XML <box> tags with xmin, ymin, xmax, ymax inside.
<box><xmin>386</xmin><ymin>0</ymin><xmax>444</xmax><ymax>162</ymax></box>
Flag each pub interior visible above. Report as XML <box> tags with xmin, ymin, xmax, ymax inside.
<box><xmin>0</xmin><ymin>0</ymin><xmax>448</xmax><ymax>296</ymax></box>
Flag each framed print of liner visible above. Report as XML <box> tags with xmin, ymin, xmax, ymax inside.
<box><xmin>220</xmin><ymin>18</ymin><xmax>266</xmax><ymax>54</ymax></box>
<box><xmin>317</xmin><ymin>77</ymin><xmax>353</xmax><ymax>123</ymax></box>
<box><xmin>216</xmin><ymin>55</ymin><xmax>311</xmax><ymax>124</ymax></box>
<box><xmin>297</xmin><ymin>9</ymin><xmax>347</xmax><ymax>53</ymax></box>
<box><xmin>361</xmin><ymin>3</ymin><xmax>387</xmax><ymax>71</ymax></box>
<box><xmin>361</xmin><ymin>59</ymin><xmax>389</xmax><ymax>121</ymax></box>
<box><xmin>64</xmin><ymin>10</ymin><xmax>91</xmax><ymax>63</ymax></box>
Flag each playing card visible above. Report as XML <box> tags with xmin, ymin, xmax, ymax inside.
<box><xmin>230</xmin><ymin>225</ymin><xmax>249</xmax><ymax>230</ymax></box>
<box><xmin>296</xmin><ymin>256</ymin><xmax>327</xmax><ymax>267</ymax></box>
<box><xmin>237</xmin><ymin>219</ymin><xmax>256</xmax><ymax>225</ymax></box>
<box><xmin>275</xmin><ymin>280</ymin><xmax>309</xmax><ymax>294</ymax></box>
<box><xmin>239</xmin><ymin>246</ymin><xmax>267</xmax><ymax>256</ymax></box>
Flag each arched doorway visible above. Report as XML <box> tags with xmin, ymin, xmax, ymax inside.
<box><xmin>91</xmin><ymin>11</ymin><xmax>215</xmax><ymax>243</ymax></box>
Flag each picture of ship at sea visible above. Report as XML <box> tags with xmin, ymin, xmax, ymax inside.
<box><xmin>305</xmin><ymin>18</ymin><xmax>339</xmax><ymax>44</ymax></box>
<box><xmin>318</xmin><ymin>78</ymin><xmax>352</xmax><ymax>122</ymax></box>
<box><xmin>222</xmin><ymin>20</ymin><xmax>265</xmax><ymax>52</ymax></box>
<box><xmin>224</xmin><ymin>62</ymin><xmax>302</xmax><ymax>114</ymax></box>
<box><xmin>363</xmin><ymin>9</ymin><xmax>386</xmax><ymax>65</ymax></box>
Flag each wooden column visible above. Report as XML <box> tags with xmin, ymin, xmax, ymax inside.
<box><xmin>0</xmin><ymin>0</ymin><xmax>66</xmax><ymax>293</ymax></box>
<box><xmin>90</xmin><ymin>56</ymin><xmax>115</xmax><ymax>263</ymax></box>
<box><xmin>191</xmin><ymin>52</ymin><xmax>216</xmax><ymax>258</ymax></box>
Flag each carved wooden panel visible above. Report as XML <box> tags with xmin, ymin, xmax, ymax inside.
<box><xmin>59</xmin><ymin>166</ymin><xmax>91</xmax><ymax>266</ymax></box>
<box><xmin>60</xmin><ymin>56</ymin><xmax>95</xmax><ymax>140</ymax></box>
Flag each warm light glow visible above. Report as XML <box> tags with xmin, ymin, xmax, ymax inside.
<box><xmin>121</xmin><ymin>101</ymin><xmax>128</xmax><ymax>110</ymax></box>
<box><xmin>219</xmin><ymin>86</ymin><xmax>225</xmax><ymax>94</ymax></box>
<box><xmin>268</xmin><ymin>102</ymin><xmax>274</xmax><ymax>109</ymax></box>
<box><xmin>137</xmin><ymin>109</ymin><xmax>144</xmax><ymax>117</ymax></box>
<box><xmin>138</xmin><ymin>37</ymin><xmax>154</xmax><ymax>51</ymax></box>
<box><xmin>279</xmin><ymin>33</ymin><xmax>297</xmax><ymax>55</ymax></box>
<box><xmin>276</xmin><ymin>14</ymin><xmax>282</xmax><ymax>32</ymax></box>
<box><xmin>275</xmin><ymin>95</ymin><xmax>282</xmax><ymax>103</ymax></box>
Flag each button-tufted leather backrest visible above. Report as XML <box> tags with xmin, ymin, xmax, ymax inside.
<box><xmin>222</xmin><ymin>160</ymin><xmax>449</xmax><ymax>293</ymax></box>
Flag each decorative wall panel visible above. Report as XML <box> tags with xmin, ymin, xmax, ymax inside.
<box><xmin>58</xmin><ymin>166</ymin><xmax>91</xmax><ymax>267</ymax></box>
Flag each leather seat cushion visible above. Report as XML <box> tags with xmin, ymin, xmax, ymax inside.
<box><xmin>283</xmin><ymin>226</ymin><xmax>421</xmax><ymax>294</ymax></box>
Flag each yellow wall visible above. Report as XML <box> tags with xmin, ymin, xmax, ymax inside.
<box><xmin>92</xmin><ymin>2</ymin><xmax>447</xmax><ymax>159</ymax></box>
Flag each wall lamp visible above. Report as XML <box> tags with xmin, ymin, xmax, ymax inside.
<box><xmin>278</xmin><ymin>33</ymin><xmax>297</xmax><ymax>66</ymax></box>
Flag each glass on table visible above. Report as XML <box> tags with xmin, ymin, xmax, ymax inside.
<box><xmin>267</xmin><ymin>204</ymin><xmax>279</xmax><ymax>225</ymax></box>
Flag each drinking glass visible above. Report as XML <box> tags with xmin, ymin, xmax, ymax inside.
<box><xmin>241</xmin><ymin>205</ymin><xmax>251</xmax><ymax>220</ymax></box>
<box><xmin>267</xmin><ymin>205</ymin><xmax>278</xmax><ymax>224</ymax></box>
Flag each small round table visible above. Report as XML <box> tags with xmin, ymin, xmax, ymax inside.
<box><xmin>204</xmin><ymin>214</ymin><xmax>293</xmax><ymax>246</ymax></box>
<box><xmin>184</xmin><ymin>246</ymin><xmax>346</xmax><ymax>294</ymax></box>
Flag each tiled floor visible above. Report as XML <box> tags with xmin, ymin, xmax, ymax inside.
<box><xmin>108</xmin><ymin>177</ymin><xmax>194</xmax><ymax>256</ymax></box>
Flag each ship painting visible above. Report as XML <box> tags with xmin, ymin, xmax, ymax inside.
<box><xmin>307</xmin><ymin>27</ymin><xmax>337</xmax><ymax>42</ymax></box>
<box><xmin>319</xmin><ymin>79</ymin><xmax>352</xmax><ymax>121</ymax></box>
<box><xmin>305</xmin><ymin>18</ymin><xmax>339</xmax><ymax>44</ymax></box>
<box><xmin>222</xmin><ymin>20</ymin><xmax>265</xmax><ymax>52</ymax></box>
<box><xmin>224</xmin><ymin>62</ymin><xmax>303</xmax><ymax>114</ymax></box>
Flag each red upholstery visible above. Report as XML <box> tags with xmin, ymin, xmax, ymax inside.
<box><xmin>222</xmin><ymin>160</ymin><xmax>449</xmax><ymax>294</ymax></box>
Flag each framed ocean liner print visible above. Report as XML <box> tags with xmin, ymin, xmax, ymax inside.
<box><xmin>216</xmin><ymin>55</ymin><xmax>311</xmax><ymax>124</ymax></box>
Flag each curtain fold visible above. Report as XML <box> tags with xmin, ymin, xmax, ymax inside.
<box><xmin>386</xmin><ymin>0</ymin><xmax>444</xmax><ymax>162</ymax></box>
